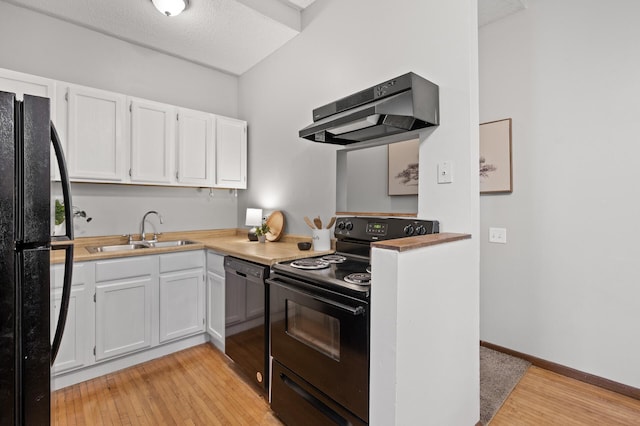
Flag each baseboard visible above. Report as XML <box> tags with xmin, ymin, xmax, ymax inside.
<box><xmin>480</xmin><ymin>341</ymin><xmax>640</xmax><ymax>401</ymax></box>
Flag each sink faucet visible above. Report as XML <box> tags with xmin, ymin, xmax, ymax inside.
<box><xmin>140</xmin><ymin>210</ymin><xmax>163</xmax><ymax>242</ymax></box>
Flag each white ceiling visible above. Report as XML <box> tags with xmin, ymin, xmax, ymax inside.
<box><xmin>3</xmin><ymin>0</ymin><xmax>526</xmax><ymax>76</ymax></box>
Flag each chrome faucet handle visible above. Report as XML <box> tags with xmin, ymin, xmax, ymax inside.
<box><xmin>122</xmin><ymin>234</ymin><xmax>134</xmax><ymax>244</ymax></box>
<box><xmin>153</xmin><ymin>232</ymin><xmax>162</xmax><ymax>241</ymax></box>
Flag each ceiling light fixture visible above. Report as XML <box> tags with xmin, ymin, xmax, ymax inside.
<box><xmin>151</xmin><ymin>0</ymin><xmax>189</xmax><ymax>17</ymax></box>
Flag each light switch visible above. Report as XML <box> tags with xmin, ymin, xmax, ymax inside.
<box><xmin>437</xmin><ymin>161</ymin><xmax>453</xmax><ymax>184</ymax></box>
<box><xmin>489</xmin><ymin>227</ymin><xmax>507</xmax><ymax>244</ymax></box>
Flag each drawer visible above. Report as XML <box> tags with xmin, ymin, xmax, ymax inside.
<box><xmin>207</xmin><ymin>251</ymin><xmax>225</xmax><ymax>276</ymax></box>
<box><xmin>51</xmin><ymin>262</ymin><xmax>86</xmax><ymax>289</ymax></box>
<box><xmin>95</xmin><ymin>256</ymin><xmax>154</xmax><ymax>282</ymax></box>
<box><xmin>159</xmin><ymin>251</ymin><xmax>204</xmax><ymax>274</ymax></box>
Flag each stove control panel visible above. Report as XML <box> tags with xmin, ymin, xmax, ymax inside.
<box><xmin>335</xmin><ymin>217</ymin><xmax>439</xmax><ymax>241</ymax></box>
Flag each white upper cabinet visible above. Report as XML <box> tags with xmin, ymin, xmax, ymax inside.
<box><xmin>176</xmin><ymin>108</ymin><xmax>214</xmax><ymax>186</ymax></box>
<box><xmin>130</xmin><ymin>98</ymin><xmax>176</xmax><ymax>184</ymax></box>
<box><xmin>0</xmin><ymin>68</ymin><xmax>56</xmax><ymax>118</ymax></box>
<box><xmin>2</xmin><ymin>68</ymin><xmax>248</xmax><ymax>188</ymax></box>
<box><xmin>0</xmin><ymin>68</ymin><xmax>59</xmax><ymax>180</ymax></box>
<box><xmin>215</xmin><ymin>116</ymin><xmax>247</xmax><ymax>189</ymax></box>
<box><xmin>63</xmin><ymin>84</ymin><xmax>127</xmax><ymax>182</ymax></box>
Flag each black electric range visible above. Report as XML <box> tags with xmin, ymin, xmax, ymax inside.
<box><xmin>268</xmin><ymin>216</ymin><xmax>439</xmax><ymax>426</ymax></box>
<box><xmin>271</xmin><ymin>216</ymin><xmax>439</xmax><ymax>298</ymax></box>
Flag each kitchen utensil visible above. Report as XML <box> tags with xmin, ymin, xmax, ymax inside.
<box><xmin>325</xmin><ymin>216</ymin><xmax>336</xmax><ymax>229</ymax></box>
<box><xmin>304</xmin><ymin>216</ymin><xmax>316</xmax><ymax>229</ymax></box>
<box><xmin>313</xmin><ymin>216</ymin><xmax>322</xmax><ymax>229</ymax></box>
<box><xmin>266</xmin><ymin>211</ymin><xmax>285</xmax><ymax>242</ymax></box>
<box><xmin>297</xmin><ymin>242</ymin><xmax>312</xmax><ymax>251</ymax></box>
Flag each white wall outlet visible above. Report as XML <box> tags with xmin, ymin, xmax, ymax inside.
<box><xmin>437</xmin><ymin>161</ymin><xmax>453</xmax><ymax>184</ymax></box>
<box><xmin>489</xmin><ymin>227</ymin><xmax>507</xmax><ymax>244</ymax></box>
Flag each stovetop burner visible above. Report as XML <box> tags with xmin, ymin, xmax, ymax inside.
<box><xmin>321</xmin><ymin>254</ymin><xmax>347</xmax><ymax>263</ymax></box>
<box><xmin>273</xmin><ymin>217</ymin><xmax>439</xmax><ymax>298</ymax></box>
<box><xmin>290</xmin><ymin>258</ymin><xmax>330</xmax><ymax>270</ymax></box>
<box><xmin>344</xmin><ymin>272</ymin><xmax>371</xmax><ymax>285</ymax></box>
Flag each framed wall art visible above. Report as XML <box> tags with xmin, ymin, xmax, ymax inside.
<box><xmin>480</xmin><ymin>118</ymin><xmax>512</xmax><ymax>194</ymax></box>
<box><xmin>388</xmin><ymin>138</ymin><xmax>419</xmax><ymax>195</ymax></box>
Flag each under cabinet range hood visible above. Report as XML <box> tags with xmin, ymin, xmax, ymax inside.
<box><xmin>299</xmin><ymin>72</ymin><xmax>439</xmax><ymax>147</ymax></box>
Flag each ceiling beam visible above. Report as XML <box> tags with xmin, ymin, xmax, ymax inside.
<box><xmin>236</xmin><ymin>0</ymin><xmax>301</xmax><ymax>32</ymax></box>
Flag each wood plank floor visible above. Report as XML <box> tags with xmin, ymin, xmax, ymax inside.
<box><xmin>492</xmin><ymin>366</ymin><xmax>640</xmax><ymax>425</ymax></box>
<box><xmin>53</xmin><ymin>345</ymin><xmax>640</xmax><ymax>425</ymax></box>
<box><xmin>52</xmin><ymin>344</ymin><xmax>282</xmax><ymax>425</ymax></box>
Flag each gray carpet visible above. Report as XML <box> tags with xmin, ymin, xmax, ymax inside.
<box><xmin>480</xmin><ymin>346</ymin><xmax>531</xmax><ymax>425</ymax></box>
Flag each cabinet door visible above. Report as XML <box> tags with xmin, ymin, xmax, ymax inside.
<box><xmin>95</xmin><ymin>277</ymin><xmax>152</xmax><ymax>361</ymax></box>
<box><xmin>215</xmin><ymin>116</ymin><xmax>247</xmax><ymax>189</ymax></box>
<box><xmin>66</xmin><ymin>85</ymin><xmax>126</xmax><ymax>181</ymax></box>
<box><xmin>206</xmin><ymin>271</ymin><xmax>225</xmax><ymax>350</ymax></box>
<box><xmin>130</xmin><ymin>98</ymin><xmax>175</xmax><ymax>184</ymax></box>
<box><xmin>159</xmin><ymin>269</ymin><xmax>205</xmax><ymax>343</ymax></box>
<box><xmin>0</xmin><ymin>68</ymin><xmax>56</xmax><ymax>118</ymax></box>
<box><xmin>51</xmin><ymin>286</ymin><xmax>86</xmax><ymax>374</ymax></box>
<box><xmin>50</xmin><ymin>262</ymin><xmax>91</xmax><ymax>375</ymax></box>
<box><xmin>177</xmin><ymin>108</ymin><xmax>214</xmax><ymax>186</ymax></box>
<box><xmin>0</xmin><ymin>68</ymin><xmax>59</xmax><ymax>180</ymax></box>
<box><xmin>225</xmin><ymin>272</ymin><xmax>246</xmax><ymax>325</ymax></box>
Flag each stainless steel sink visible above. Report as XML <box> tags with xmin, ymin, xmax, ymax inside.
<box><xmin>86</xmin><ymin>242</ymin><xmax>150</xmax><ymax>253</ymax></box>
<box><xmin>147</xmin><ymin>240</ymin><xmax>198</xmax><ymax>248</ymax></box>
<box><xmin>86</xmin><ymin>240</ymin><xmax>198</xmax><ymax>253</ymax></box>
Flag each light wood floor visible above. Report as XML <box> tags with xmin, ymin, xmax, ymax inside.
<box><xmin>52</xmin><ymin>344</ymin><xmax>282</xmax><ymax>425</ymax></box>
<box><xmin>491</xmin><ymin>366</ymin><xmax>640</xmax><ymax>425</ymax></box>
<box><xmin>53</xmin><ymin>345</ymin><xmax>640</xmax><ymax>425</ymax></box>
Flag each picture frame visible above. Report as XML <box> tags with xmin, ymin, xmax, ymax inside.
<box><xmin>480</xmin><ymin>118</ymin><xmax>513</xmax><ymax>194</ymax></box>
<box><xmin>388</xmin><ymin>138</ymin><xmax>419</xmax><ymax>196</ymax></box>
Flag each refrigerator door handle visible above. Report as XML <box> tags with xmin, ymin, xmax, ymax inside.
<box><xmin>51</xmin><ymin>122</ymin><xmax>73</xmax><ymax>241</ymax></box>
<box><xmin>51</xmin><ymin>243</ymin><xmax>74</xmax><ymax>365</ymax></box>
<box><xmin>50</xmin><ymin>121</ymin><xmax>74</xmax><ymax>365</ymax></box>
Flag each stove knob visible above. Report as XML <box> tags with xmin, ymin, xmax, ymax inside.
<box><xmin>345</xmin><ymin>221</ymin><xmax>354</xmax><ymax>231</ymax></box>
<box><xmin>403</xmin><ymin>224</ymin><xmax>414</xmax><ymax>236</ymax></box>
<box><xmin>337</xmin><ymin>221</ymin><xmax>345</xmax><ymax>230</ymax></box>
<box><xmin>416</xmin><ymin>225</ymin><xmax>427</xmax><ymax>235</ymax></box>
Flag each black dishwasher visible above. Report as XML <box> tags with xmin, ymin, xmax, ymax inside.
<box><xmin>224</xmin><ymin>256</ymin><xmax>270</xmax><ymax>394</ymax></box>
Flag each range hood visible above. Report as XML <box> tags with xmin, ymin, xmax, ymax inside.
<box><xmin>299</xmin><ymin>72</ymin><xmax>439</xmax><ymax>146</ymax></box>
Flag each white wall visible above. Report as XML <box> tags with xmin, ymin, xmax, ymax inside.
<box><xmin>0</xmin><ymin>2</ymin><xmax>240</xmax><ymax>237</ymax></box>
<box><xmin>52</xmin><ymin>183</ymin><xmax>238</xmax><ymax>237</ymax></box>
<box><xmin>239</xmin><ymin>0</ymin><xmax>479</xmax><ymax>423</ymax></box>
<box><xmin>239</xmin><ymin>0</ymin><xmax>479</xmax><ymax>235</ymax></box>
<box><xmin>479</xmin><ymin>0</ymin><xmax>640</xmax><ymax>388</ymax></box>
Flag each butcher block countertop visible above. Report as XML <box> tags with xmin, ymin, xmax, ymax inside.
<box><xmin>51</xmin><ymin>229</ymin><xmax>333</xmax><ymax>266</ymax></box>
<box><xmin>371</xmin><ymin>232</ymin><xmax>471</xmax><ymax>252</ymax></box>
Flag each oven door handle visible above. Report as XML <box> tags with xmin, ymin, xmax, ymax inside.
<box><xmin>266</xmin><ymin>277</ymin><xmax>366</xmax><ymax>316</ymax></box>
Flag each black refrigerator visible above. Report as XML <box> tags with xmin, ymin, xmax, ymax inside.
<box><xmin>0</xmin><ymin>91</ymin><xmax>74</xmax><ymax>425</ymax></box>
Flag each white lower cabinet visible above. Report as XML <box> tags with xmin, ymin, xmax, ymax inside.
<box><xmin>159</xmin><ymin>251</ymin><xmax>205</xmax><ymax>343</ymax></box>
<box><xmin>95</xmin><ymin>276</ymin><xmax>153</xmax><ymax>361</ymax></box>
<box><xmin>51</xmin><ymin>262</ymin><xmax>91</xmax><ymax>374</ymax></box>
<box><xmin>159</xmin><ymin>270</ymin><xmax>204</xmax><ymax>342</ymax></box>
<box><xmin>94</xmin><ymin>256</ymin><xmax>154</xmax><ymax>361</ymax></box>
<box><xmin>206</xmin><ymin>251</ymin><xmax>225</xmax><ymax>350</ymax></box>
<box><xmin>51</xmin><ymin>249</ymin><xmax>227</xmax><ymax>386</ymax></box>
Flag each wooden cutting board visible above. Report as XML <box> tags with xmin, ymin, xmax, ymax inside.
<box><xmin>266</xmin><ymin>211</ymin><xmax>285</xmax><ymax>242</ymax></box>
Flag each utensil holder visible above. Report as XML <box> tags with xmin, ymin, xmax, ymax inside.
<box><xmin>312</xmin><ymin>229</ymin><xmax>330</xmax><ymax>251</ymax></box>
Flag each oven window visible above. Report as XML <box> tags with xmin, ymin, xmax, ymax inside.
<box><xmin>286</xmin><ymin>300</ymin><xmax>340</xmax><ymax>361</ymax></box>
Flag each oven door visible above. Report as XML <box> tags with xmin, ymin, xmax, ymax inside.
<box><xmin>268</xmin><ymin>275</ymin><xmax>369</xmax><ymax>423</ymax></box>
